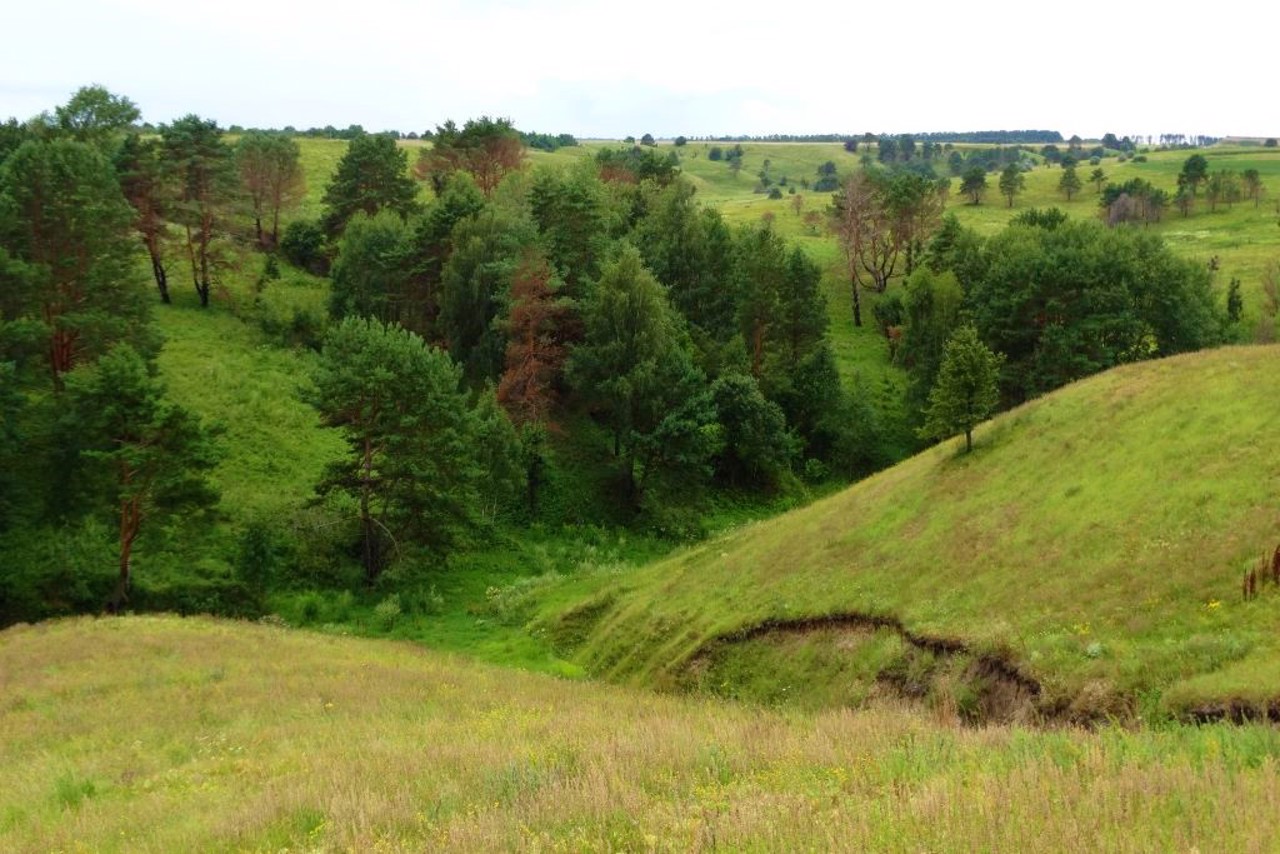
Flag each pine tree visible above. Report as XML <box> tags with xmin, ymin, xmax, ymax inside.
<box><xmin>919</xmin><ymin>325</ymin><xmax>1003</xmax><ymax>453</ymax></box>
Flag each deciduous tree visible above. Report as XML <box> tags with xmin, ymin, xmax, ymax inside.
<box><xmin>235</xmin><ymin>132</ymin><xmax>305</xmax><ymax>248</ymax></box>
<box><xmin>1058</xmin><ymin>164</ymin><xmax>1082</xmax><ymax>201</ymax></box>
<box><xmin>416</xmin><ymin>117</ymin><xmax>525</xmax><ymax>197</ymax></box>
<box><xmin>960</xmin><ymin>166</ymin><xmax>988</xmax><ymax>205</ymax></box>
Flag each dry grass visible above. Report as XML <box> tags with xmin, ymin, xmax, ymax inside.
<box><xmin>3</xmin><ymin>616</ymin><xmax>1280</xmax><ymax>852</ymax></box>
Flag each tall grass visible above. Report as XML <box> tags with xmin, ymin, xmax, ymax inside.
<box><xmin>3</xmin><ymin>616</ymin><xmax>1279</xmax><ymax>852</ymax></box>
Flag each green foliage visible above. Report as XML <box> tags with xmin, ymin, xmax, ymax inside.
<box><xmin>998</xmin><ymin>163</ymin><xmax>1025</xmax><ymax>207</ymax></box>
<box><xmin>66</xmin><ymin>343</ymin><xmax>221</xmax><ymax>606</ymax></box>
<box><xmin>160</xmin><ymin>115</ymin><xmax>237</xmax><ymax>307</ymax></box>
<box><xmin>633</xmin><ymin>180</ymin><xmax>736</xmax><ymax>338</ymax></box>
<box><xmin>235</xmin><ymin>131</ymin><xmax>304</xmax><ymax>246</ymax></box>
<box><xmin>320</xmin><ymin>133</ymin><xmax>418</xmax><ymax>236</ymax></box>
<box><xmin>709</xmin><ymin>373</ymin><xmax>796</xmax><ymax>488</ymax></box>
<box><xmin>969</xmin><ymin>218</ymin><xmax>1221</xmax><ymax>402</ymax></box>
<box><xmin>51</xmin><ymin>84</ymin><xmax>139</xmax><ymax>147</ymax></box>
<box><xmin>1178</xmin><ymin>153</ymin><xmax>1209</xmax><ymax>194</ymax></box>
<box><xmin>0</xmin><ymin>138</ymin><xmax>151</xmax><ymax>386</ymax></box>
<box><xmin>960</xmin><ymin>166</ymin><xmax>988</xmax><ymax>205</ymax></box>
<box><xmin>595</xmin><ymin>146</ymin><xmax>680</xmax><ymax>186</ymax></box>
<box><xmin>419</xmin><ymin>117</ymin><xmax>524</xmax><ymax>196</ymax></box>
<box><xmin>898</xmin><ymin>267</ymin><xmax>965</xmax><ymax>416</ymax></box>
<box><xmin>327</xmin><ymin>209</ymin><xmax>415</xmax><ymax>324</ymax></box>
<box><xmin>1057</xmin><ymin>163</ymin><xmax>1082</xmax><ymax>200</ymax></box>
<box><xmin>567</xmin><ymin>245</ymin><xmax>716</xmax><ymax>505</ymax></box>
<box><xmin>438</xmin><ymin>206</ymin><xmax>537</xmax><ymax>383</ymax></box>
<box><xmin>310</xmin><ymin>317</ymin><xmax>504</xmax><ymax>581</ymax></box>
<box><xmin>280</xmin><ymin>219</ymin><xmax>329</xmax><ymax>275</ymax></box>
<box><xmin>919</xmin><ymin>325</ymin><xmax>1003</xmax><ymax>452</ymax></box>
<box><xmin>528</xmin><ymin>164</ymin><xmax>612</xmax><ymax>296</ymax></box>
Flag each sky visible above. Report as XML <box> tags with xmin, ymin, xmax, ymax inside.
<box><xmin>3</xmin><ymin>0</ymin><xmax>1274</xmax><ymax>140</ymax></box>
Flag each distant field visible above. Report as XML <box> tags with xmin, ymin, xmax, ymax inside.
<box><xmin>4</xmin><ymin>616</ymin><xmax>1280</xmax><ymax>852</ymax></box>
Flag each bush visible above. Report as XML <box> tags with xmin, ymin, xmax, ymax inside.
<box><xmin>280</xmin><ymin>220</ymin><xmax>330</xmax><ymax>276</ymax></box>
<box><xmin>768</xmin><ymin>187</ymin><xmax>783</xmax><ymax>200</ymax></box>
<box><xmin>373</xmin><ymin>593</ymin><xmax>402</xmax><ymax>630</ymax></box>
<box><xmin>708</xmin><ymin>146</ymin><xmax>724</xmax><ymax>161</ymax></box>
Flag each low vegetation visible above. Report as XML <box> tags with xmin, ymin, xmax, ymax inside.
<box><xmin>5</xmin><ymin>616</ymin><xmax>1280</xmax><ymax>852</ymax></box>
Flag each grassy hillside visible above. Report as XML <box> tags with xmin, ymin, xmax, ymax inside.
<box><xmin>5</xmin><ymin>616</ymin><xmax>1280</xmax><ymax>852</ymax></box>
<box><xmin>535</xmin><ymin>345</ymin><xmax>1280</xmax><ymax>720</ymax></box>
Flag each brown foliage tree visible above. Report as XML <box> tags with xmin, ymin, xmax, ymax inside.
<box><xmin>416</xmin><ymin>117</ymin><xmax>525</xmax><ymax>197</ymax></box>
<box><xmin>497</xmin><ymin>251</ymin><xmax>574</xmax><ymax>426</ymax></box>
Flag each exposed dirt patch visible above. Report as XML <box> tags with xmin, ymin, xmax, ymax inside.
<box><xmin>683</xmin><ymin>612</ymin><xmax>1077</xmax><ymax>726</ymax></box>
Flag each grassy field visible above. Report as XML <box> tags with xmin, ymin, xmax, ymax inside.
<box><xmin>5</xmin><ymin>615</ymin><xmax>1280</xmax><ymax>852</ymax></box>
<box><xmin>528</xmin><ymin>344</ymin><xmax>1280</xmax><ymax>720</ymax></box>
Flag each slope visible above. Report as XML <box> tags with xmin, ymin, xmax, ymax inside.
<box><xmin>538</xmin><ymin>345</ymin><xmax>1280</xmax><ymax>720</ymax></box>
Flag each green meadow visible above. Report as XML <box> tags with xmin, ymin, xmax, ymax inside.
<box><xmin>5</xmin><ymin>616</ymin><xmax>1280</xmax><ymax>852</ymax></box>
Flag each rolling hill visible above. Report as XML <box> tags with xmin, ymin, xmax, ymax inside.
<box><xmin>535</xmin><ymin>345</ymin><xmax>1280</xmax><ymax>721</ymax></box>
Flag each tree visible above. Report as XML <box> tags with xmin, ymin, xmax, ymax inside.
<box><xmin>1058</xmin><ymin>164</ymin><xmax>1082</xmax><ymax>201</ymax></box>
<box><xmin>52</xmin><ymin>85</ymin><xmax>140</xmax><ymax>148</ymax></box>
<box><xmin>416</xmin><ymin>117</ymin><xmax>525</xmax><ymax>197</ymax></box>
<box><xmin>882</xmin><ymin>171</ymin><xmax>949</xmax><ymax>274</ymax></box>
<box><xmin>829</xmin><ymin>173</ymin><xmax>882</xmax><ymax>328</ymax></box>
<box><xmin>161</xmin><ymin>115</ymin><xmax>236</xmax><ymax>308</ymax></box>
<box><xmin>1242</xmin><ymin>168</ymin><xmax>1263</xmax><ymax>208</ymax></box>
<box><xmin>999</xmin><ymin>164</ymin><xmax>1025</xmax><ymax>208</ymax></box>
<box><xmin>567</xmin><ymin>245</ymin><xmax>714</xmax><ymax>503</ymax></box>
<box><xmin>960</xmin><ymin>166</ymin><xmax>988</xmax><ymax>205</ymax></box>
<box><xmin>1089</xmin><ymin>167</ymin><xmax>1107</xmax><ymax>194</ymax></box>
<box><xmin>0</xmin><ymin>139</ymin><xmax>150</xmax><ymax>387</ymax></box>
<box><xmin>1178</xmin><ymin>154</ymin><xmax>1209</xmax><ymax>196</ymax></box>
<box><xmin>969</xmin><ymin>218</ymin><xmax>1220</xmax><ymax>402</ymax></box>
<box><xmin>640</xmin><ymin>133</ymin><xmax>656</xmax><ymax>147</ymax></box>
<box><xmin>311</xmin><ymin>317</ymin><xmax>492</xmax><ymax>581</ymax></box>
<box><xmin>115</xmin><ymin>134</ymin><xmax>172</xmax><ymax>302</ymax></box>
<box><xmin>898</xmin><ymin>267</ymin><xmax>964</xmax><ymax>415</ymax></box>
<box><xmin>919</xmin><ymin>325</ymin><xmax>1003</xmax><ymax>453</ymax></box>
<box><xmin>67</xmin><ymin>343</ymin><xmax>219</xmax><ymax>610</ymax></box>
<box><xmin>1204</xmin><ymin>169</ymin><xmax>1239</xmax><ymax>213</ymax></box>
<box><xmin>328</xmin><ymin>210</ymin><xmax>415</xmax><ymax>325</ymax></box>
<box><xmin>709</xmin><ymin>372</ymin><xmax>796</xmax><ymax>488</ymax></box>
<box><xmin>528</xmin><ymin>163</ymin><xmax>611</xmax><ymax>297</ymax></box>
<box><xmin>1174</xmin><ymin>184</ymin><xmax>1194</xmax><ymax>217</ymax></box>
<box><xmin>321</xmin><ymin>133</ymin><xmax>419</xmax><ymax>236</ymax></box>
<box><xmin>235</xmin><ymin>132</ymin><xmax>305</xmax><ymax>248</ymax></box>
<box><xmin>438</xmin><ymin>206</ymin><xmax>537</xmax><ymax>383</ymax></box>
<box><xmin>674</xmin><ymin>136</ymin><xmax>688</xmax><ymax>147</ymax></box>
<box><xmin>634</xmin><ymin>179</ymin><xmax>736</xmax><ymax>337</ymax></box>
<box><xmin>497</xmin><ymin>250</ymin><xmax>573</xmax><ymax>427</ymax></box>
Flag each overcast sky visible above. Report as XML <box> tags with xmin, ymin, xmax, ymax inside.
<box><xmin>3</xmin><ymin>0</ymin><xmax>1273</xmax><ymax>140</ymax></box>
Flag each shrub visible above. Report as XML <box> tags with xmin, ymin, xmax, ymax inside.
<box><xmin>373</xmin><ymin>594</ymin><xmax>402</xmax><ymax>630</ymax></box>
<box><xmin>280</xmin><ymin>219</ymin><xmax>329</xmax><ymax>275</ymax></box>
